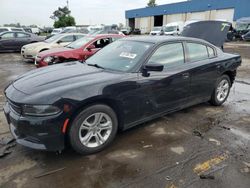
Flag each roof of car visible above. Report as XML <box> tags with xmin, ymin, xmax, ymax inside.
<box><xmin>122</xmin><ymin>35</ymin><xmax>209</xmax><ymax>44</ymax></box>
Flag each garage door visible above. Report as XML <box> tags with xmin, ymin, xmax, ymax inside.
<box><xmin>189</xmin><ymin>11</ymin><xmax>206</xmax><ymax>20</ymax></box>
<box><xmin>140</xmin><ymin>17</ymin><xmax>149</xmax><ymax>34</ymax></box>
<box><xmin>214</xmin><ymin>9</ymin><xmax>234</xmax><ymax>22</ymax></box>
<box><xmin>167</xmin><ymin>14</ymin><xmax>183</xmax><ymax>23</ymax></box>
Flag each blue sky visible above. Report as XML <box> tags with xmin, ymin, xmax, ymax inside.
<box><xmin>0</xmin><ymin>0</ymin><xmax>186</xmax><ymax>26</ymax></box>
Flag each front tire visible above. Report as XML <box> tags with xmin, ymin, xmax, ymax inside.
<box><xmin>210</xmin><ymin>75</ymin><xmax>231</xmax><ymax>106</ymax></box>
<box><xmin>69</xmin><ymin>104</ymin><xmax>118</xmax><ymax>154</ymax></box>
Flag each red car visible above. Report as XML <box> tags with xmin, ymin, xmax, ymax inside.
<box><xmin>35</xmin><ymin>34</ymin><xmax>124</xmax><ymax>68</ymax></box>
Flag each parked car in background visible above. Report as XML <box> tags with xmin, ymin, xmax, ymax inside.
<box><xmin>51</xmin><ymin>28</ymin><xmax>63</xmax><ymax>35</ymax></box>
<box><xmin>243</xmin><ymin>31</ymin><xmax>250</xmax><ymax>41</ymax></box>
<box><xmin>3</xmin><ymin>35</ymin><xmax>241</xmax><ymax>154</ymax></box>
<box><xmin>120</xmin><ymin>27</ymin><xmax>132</xmax><ymax>35</ymax></box>
<box><xmin>150</xmin><ymin>27</ymin><xmax>164</xmax><ymax>35</ymax></box>
<box><xmin>23</xmin><ymin>28</ymin><xmax>32</xmax><ymax>33</ymax></box>
<box><xmin>35</xmin><ymin>34</ymin><xmax>123</xmax><ymax>67</ymax></box>
<box><xmin>132</xmin><ymin>28</ymin><xmax>141</xmax><ymax>35</ymax></box>
<box><xmin>0</xmin><ymin>31</ymin><xmax>44</xmax><ymax>52</ymax></box>
<box><xmin>164</xmin><ymin>21</ymin><xmax>184</xmax><ymax>35</ymax></box>
<box><xmin>234</xmin><ymin>17</ymin><xmax>250</xmax><ymax>40</ymax></box>
<box><xmin>0</xmin><ymin>27</ymin><xmax>25</xmax><ymax>33</ymax></box>
<box><xmin>21</xmin><ymin>33</ymin><xmax>85</xmax><ymax>60</ymax></box>
<box><xmin>31</xmin><ymin>27</ymin><xmax>40</xmax><ymax>35</ymax></box>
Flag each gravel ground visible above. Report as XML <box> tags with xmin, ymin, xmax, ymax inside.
<box><xmin>0</xmin><ymin>42</ymin><xmax>250</xmax><ymax>188</ymax></box>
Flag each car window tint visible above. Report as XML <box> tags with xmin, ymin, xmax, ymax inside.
<box><xmin>148</xmin><ymin>43</ymin><xmax>184</xmax><ymax>69</ymax></box>
<box><xmin>207</xmin><ymin>46</ymin><xmax>215</xmax><ymax>58</ymax></box>
<box><xmin>1</xmin><ymin>32</ymin><xmax>15</xmax><ymax>39</ymax></box>
<box><xmin>11</xmin><ymin>28</ymin><xmax>23</xmax><ymax>32</ymax></box>
<box><xmin>17</xmin><ymin>33</ymin><xmax>30</xmax><ymax>38</ymax></box>
<box><xmin>93</xmin><ymin>38</ymin><xmax>111</xmax><ymax>48</ymax></box>
<box><xmin>75</xmin><ymin>35</ymin><xmax>84</xmax><ymax>40</ymax></box>
<box><xmin>112</xmin><ymin>37</ymin><xmax>121</xmax><ymax>42</ymax></box>
<box><xmin>60</xmin><ymin>35</ymin><xmax>74</xmax><ymax>42</ymax></box>
<box><xmin>187</xmin><ymin>43</ymin><xmax>209</xmax><ymax>62</ymax></box>
<box><xmin>0</xmin><ymin>29</ymin><xmax>8</xmax><ymax>32</ymax></box>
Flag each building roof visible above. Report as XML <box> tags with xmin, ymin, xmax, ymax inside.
<box><xmin>125</xmin><ymin>0</ymin><xmax>250</xmax><ymax>21</ymax></box>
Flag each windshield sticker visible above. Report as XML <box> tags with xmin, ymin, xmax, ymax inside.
<box><xmin>120</xmin><ymin>52</ymin><xmax>137</xmax><ymax>59</ymax></box>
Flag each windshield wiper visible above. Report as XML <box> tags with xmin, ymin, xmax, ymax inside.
<box><xmin>87</xmin><ymin>63</ymin><xmax>105</xmax><ymax>69</ymax></box>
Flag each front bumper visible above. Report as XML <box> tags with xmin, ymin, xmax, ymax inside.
<box><xmin>3</xmin><ymin>101</ymin><xmax>65</xmax><ymax>152</ymax></box>
<box><xmin>21</xmin><ymin>49</ymin><xmax>36</xmax><ymax>60</ymax></box>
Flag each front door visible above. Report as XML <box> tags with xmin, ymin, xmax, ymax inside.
<box><xmin>137</xmin><ymin>42</ymin><xmax>190</xmax><ymax>117</ymax></box>
<box><xmin>0</xmin><ymin>32</ymin><xmax>16</xmax><ymax>51</ymax></box>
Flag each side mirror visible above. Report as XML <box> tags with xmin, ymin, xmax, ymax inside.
<box><xmin>86</xmin><ymin>44</ymin><xmax>95</xmax><ymax>51</ymax></box>
<box><xmin>142</xmin><ymin>63</ymin><xmax>164</xmax><ymax>77</ymax></box>
<box><xmin>57</xmin><ymin>40</ymin><xmax>62</xmax><ymax>44</ymax></box>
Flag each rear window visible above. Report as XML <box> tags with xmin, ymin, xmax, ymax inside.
<box><xmin>187</xmin><ymin>43</ymin><xmax>208</xmax><ymax>62</ymax></box>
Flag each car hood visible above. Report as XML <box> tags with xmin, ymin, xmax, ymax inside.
<box><xmin>38</xmin><ymin>47</ymin><xmax>73</xmax><ymax>57</ymax></box>
<box><xmin>12</xmin><ymin>62</ymin><xmax>122</xmax><ymax>95</ymax></box>
<box><xmin>181</xmin><ymin>21</ymin><xmax>231</xmax><ymax>47</ymax></box>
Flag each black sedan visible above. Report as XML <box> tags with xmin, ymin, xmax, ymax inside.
<box><xmin>3</xmin><ymin>36</ymin><xmax>241</xmax><ymax>154</ymax></box>
<box><xmin>0</xmin><ymin>31</ymin><xmax>44</xmax><ymax>52</ymax></box>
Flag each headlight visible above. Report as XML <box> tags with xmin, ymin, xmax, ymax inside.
<box><xmin>43</xmin><ymin>56</ymin><xmax>54</xmax><ymax>63</ymax></box>
<box><xmin>22</xmin><ymin>105</ymin><xmax>61</xmax><ymax>116</ymax></box>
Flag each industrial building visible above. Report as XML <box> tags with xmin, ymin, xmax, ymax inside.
<box><xmin>125</xmin><ymin>0</ymin><xmax>250</xmax><ymax>34</ymax></box>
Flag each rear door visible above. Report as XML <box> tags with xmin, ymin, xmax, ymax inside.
<box><xmin>15</xmin><ymin>32</ymin><xmax>31</xmax><ymax>50</ymax></box>
<box><xmin>0</xmin><ymin>32</ymin><xmax>16</xmax><ymax>51</ymax></box>
<box><xmin>185</xmin><ymin>42</ymin><xmax>219</xmax><ymax>102</ymax></box>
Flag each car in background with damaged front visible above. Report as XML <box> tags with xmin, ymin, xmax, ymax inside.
<box><xmin>35</xmin><ymin>34</ymin><xmax>124</xmax><ymax>68</ymax></box>
<box><xmin>3</xmin><ymin>21</ymin><xmax>241</xmax><ymax>154</ymax></box>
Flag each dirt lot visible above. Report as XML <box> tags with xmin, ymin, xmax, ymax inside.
<box><xmin>0</xmin><ymin>42</ymin><xmax>250</xmax><ymax>188</ymax></box>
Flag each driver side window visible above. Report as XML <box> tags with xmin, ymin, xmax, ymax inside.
<box><xmin>93</xmin><ymin>38</ymin><xmax>111</xmax><ymax>48</ymax></box>
<box><xmin>148</xmin><ymin>43</ymin><xmax>185</xmax><ymax>69</ymax></box>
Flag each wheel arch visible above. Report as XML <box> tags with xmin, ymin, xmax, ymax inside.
<box><xmin>222</xmin><ymin>70</ymin><xmax>236</xmax><ymax>85</ymax></box>
<box><xmin>67</xmin><ymin>97</ymin><xmax>125</xmax><ymax>134</ymax></box>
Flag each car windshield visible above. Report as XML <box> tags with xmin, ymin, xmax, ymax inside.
<box><xmin>164</xmin><ymin>26</ymin><xmax>177</xmax><ymax>32</ymax></box>
<box><xmin>45</xmin><ymin>34</ymin><xmax>63</xmax><ymax>43</ymax></box>
<box><xmin>86</xmin><ymin>40</ymin><xmax>153</xmax><ymax>72</ymax></box>
<box><xmin>153</xmin><ymin>27</ymin><xmax>162</xmax><ymax>31</ymax></box>
<box><xmin>67</xmin><ymin>37</ymin><xmax>94</xmax><ymax>49</ymax></box>
<box><xmin>236</xmin><ymin>23</ymin><xmax>250</xmax><ymax>31</ymax></box>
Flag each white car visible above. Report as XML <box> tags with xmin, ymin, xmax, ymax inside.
<box><xmin>51</xmin><ymin>28</ymin><xmax>63</xmax><ymax>35</ymax></box>
<box><xmin>0</xmin><ymin>27</ymin><xmax>25</xmax><ymax>33</ymax></box>
<box><xmin>164</xmin><ymin>22</ymin><xmax>184</xmax><ymax>35</ymax></box>
<box><xmin>21</xmin><ymin>33</ymin><xmax>86</xmax><ymax>60</ymax></box>
<box><xmin>150</xmin><ymin>27</ymin><xmax>164</xmax><ymax>35</ymax></box>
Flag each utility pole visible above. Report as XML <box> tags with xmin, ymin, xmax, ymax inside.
<box><xmin>66</xmin><ymin>0</ymin><xmax>69</xmax><ymax>9</ymax></box>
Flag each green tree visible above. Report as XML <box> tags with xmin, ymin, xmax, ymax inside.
<box><xmin>50</xmin><ymin>6</ymin><xmax>76</xmax><ymax>28</ymax></box>
<box><xmin>54</xmin><ymin>16</ymin><xmax>76</xmax><ymax>28</ymax></box>
<box><xmin>147</xmin><ymin>0</ymin><xmax>157</xmax><ymax>7</ymax></box>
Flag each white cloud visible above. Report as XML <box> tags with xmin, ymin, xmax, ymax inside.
<box><xmin>0</xmin><ymin>0</ymin><xmax>186</xmax><ymax>27</ymax></box>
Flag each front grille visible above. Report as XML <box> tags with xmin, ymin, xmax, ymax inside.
<box><xmin>8</xmin><ymin>100</ymin><xmax>21</xmax><ymax>115</ymax></box>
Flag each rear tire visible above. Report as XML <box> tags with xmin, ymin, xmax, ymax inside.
<box><xmin>210</xmin><ymin>75</ymin><xmax>231</xmax><ymax>106</ymax></box>
<box><xmin>69</xmin><ymin>104</ymin><xmax>118</xmax><ymax>154</ymax></box>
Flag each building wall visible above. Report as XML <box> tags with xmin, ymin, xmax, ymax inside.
<box><xmin>127</xmin><ymin>7</ymin><xmax>235</xmax><ymax>34</ymax></box>
<box><xmin>125</xmin><ymin>0</ymin><xmax>250</xmax><ymax>21</ymax></box>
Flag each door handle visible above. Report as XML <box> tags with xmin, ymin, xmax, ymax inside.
<box><xmin>182</xmin><ymin>73</ymin><xmax>190</xmax><ymax>79</ymax></box>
